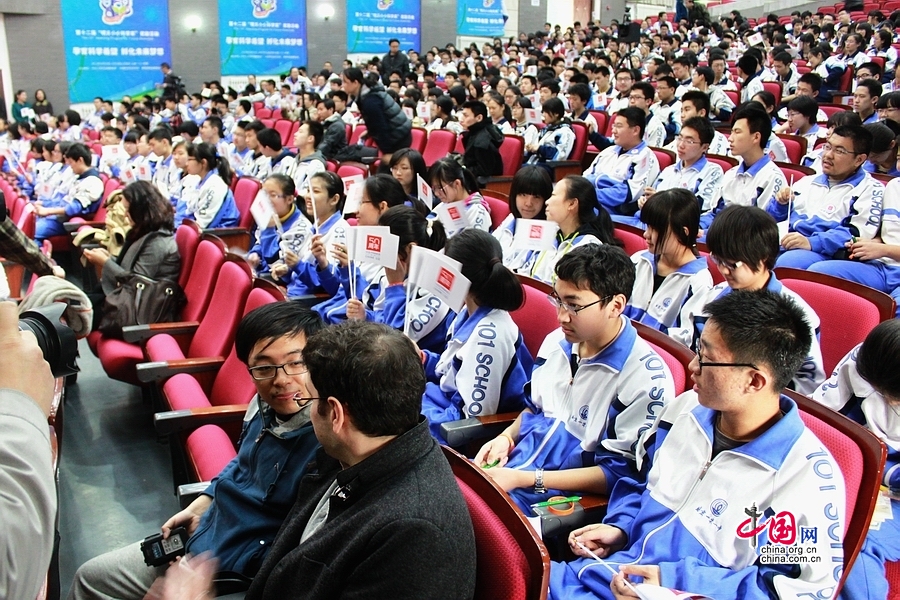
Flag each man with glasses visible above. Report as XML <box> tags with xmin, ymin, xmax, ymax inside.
<box><xmin>607</xmin><ymin>68</ymin><xmax>634</xmax><ymax>113</ymax></box>
<box><xmin>554</xmin><ymin>290</ymin><xmax>843</xmax><ymax>600</ymax></box>
<box><xmin>671</xmin><ymin>205</ymin><xmax>825</xmax><ymax>394</ymax></box>
<box><xmin>650</xmin><ymin>75</ymin><xmax>681</xmax><ymax>145</ymax></box>
<box><xmin>644</xmin><ymin>117</ymin><xmax>724</xmax><ymax>212</ymax></box>
<box><xmin>474</xmin><ymin>244</ymin><xmax>675</xmax><ymax>513</ymax></box>
<box><xmin>771</xmin><ymin>124</ymin><xmax>884</xmax><ymax>270</ymax></box>
<box><xmin>68</xmin><ymin>303</ymin><xmax>325</xmax><ymax>600</ymax></box>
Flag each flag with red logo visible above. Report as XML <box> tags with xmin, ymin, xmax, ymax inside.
<box><xmin>249</xmin><ymin>189</ymin><xmax>277</xmax><ymax>231</ymax></box>
<box><xmin>512</xmin><ymin>219</ymin><xmax>559</xmax><ymax>251</ymax></box>
<box><xmin>347</xmin><ymin>226</ymin><xmax>399</xmax><ymax>269</ymax></box>
<box><xmin>417</xmin><ymin>174</ymin><xmax>434</xmax><ymax>207</ymax></box>
<box><xmin>433</xmin><ymin>200</ymin><xmax>470</xmax><ymax>236</ymax></box>
<box><xmin>342</xmin><ymin>174</ymin><xmax>364</xmax><ymax>215</ymax></box>
<box><xmin>407</xmin><ymin>245</ymin><xmax>470</xmax><ymax>313</ymax></box>
<box><xmin>524</xmin><ymin>108</ymin><xmax>543</xmax><ymax>125</ymax></box>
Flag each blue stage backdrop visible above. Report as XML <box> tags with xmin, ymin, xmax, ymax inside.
<box><xmin>61</xmin><ymin>0</ymin><xmax>172</xmax><ymax>103</ymax></box>
<box><xmin>220</xmin><ymin>0</ymin><xmax>308</xmax><ymax>76</ymax></box>
<box><xmin>347</xmin><ymin>0</ymin><xmax>420</xmax><ymax>54</ymax></box>
<box><xmin>457</xmin><ymin>0</ymin><xmax>505</xmax><ymax>37</ymax></box>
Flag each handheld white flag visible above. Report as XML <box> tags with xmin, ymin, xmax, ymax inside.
<box><xmin>433</xmin><ymin>200</ymin><xmax>470</xmax><ymax>237</ymax></box>
<box><xmin>351</xmin><ymin>226</ymin><xmax>400</xmax><ymax>269</ymax></box>
<box><xmin>250</xmin><ymin>189</ymin><xmax>277</xmax><ymax>231</ymax></box>
<box><xmin>417</xmin><ymin>174</ymin><xmax>434</xmax><ymax>207</ymax></box>
<box><xmin>408</xmin><ymin>246</ymin><xmax>470</xmax><ymax>313</ymax></box>
<box><xmin>512</xmin><ymin>219</ymin><xmax>559</xmax><ymax>252</ymax></box>
<box><xmin>342</xmin><ymin>174</ymin><xmax>364</xmax><ymax>215</ymax></box>
<box><xmin>524</xmin><ymin>108</ymin><xmax>543</xmax><ymax>125</ymax></box>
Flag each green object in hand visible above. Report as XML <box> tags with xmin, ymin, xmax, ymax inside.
<box><xmin>482</xmin><ymin>459</ymin><xmax>500</xmax><ymax>469</ymax></box>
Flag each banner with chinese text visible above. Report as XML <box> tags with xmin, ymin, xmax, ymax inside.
<box><xmin>347</xmin><ymin>0</ymin><xmax>420</xmax><ymax>54</ymax></box>
<box><xmin>61</xmin><ymin>0</ymin><xmax>172</xmax><ymax>102</ymax></box>
<box><xmin>219</xmin><ymin>0</ymin><xmax>308</xmax><ymax>76</ymax></box>
<box><xmin>457</xmin><ymin>0</ymin><xmax>505</xmax><ymax>37</ymax></box>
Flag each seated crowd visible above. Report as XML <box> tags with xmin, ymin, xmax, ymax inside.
<box><xmin>6</xmin><ymin>6</ymin><xmax>900</xmax><ymax>600</ymax></box>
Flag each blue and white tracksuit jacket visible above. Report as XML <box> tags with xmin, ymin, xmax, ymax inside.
<box><xmin>814</xmin><ymin>345</ymin><xmax>900</xmax><ymax>600</ymax></box>
<box><xmin>529</xmin><ymin>231</ymin><xmax>602</xmax><ymax>284</ymax></box>
<box><xmin>505</xmin><ymin>319</ymin><xmax>675</xmax><ymax>511</ymax></box>
<box><xmin>582</xmin><ymin>142</ymin><xmax>660</xmax><ymax>217</ymax></box>
<box><xmin>623</xmin><ymin>252</ymin><xmax>713</xmax><ymax>334</ymax></box>
<box><xmin>152</xmin><ymin>154</ymin><xmax>182</xmax><ymax>205</ymax></box>
<box><xmin>701</xmin><ymin>154</ymin><xmax>787</xmax><ymax>231</ymax></box>
<box><xmin>427</xmin><ymin>192</ymin><xmax>491</xmax><ymax>237</ymax></box>
<box><xmin>767</xmin><ymin>170</ymin><xmax>884</xmax><ymax>257</ymax></box>
<box><xmin>175</xmin><ymin>171</ymin><xmax>240</xmax><ymax>229</ymax></box>
<box><xmin>668</xmin><ymin>274</ymin><xmax>826</xmax><ymax>395</ymax></box>
<box><xmin>548</xmin><ymin>392</ymin><xmax>845</xmax><ymax>600</ymax></box>
<box><xmin>651</xmin><ymin>156</ymin><xmax>724</xmax><ymax>212</ymax></box>
<box><xmin>493</xmin><ymin>214</ymin><xmax>540</xmax><ymax>274</ymax></box>
<box><xmin>248</xmin><ymin>205</ymin><xmax>313</xmax><ymax>275</ymax></box>
<box><xmin>280</xmin><ymin>212</ymin><xmax>349</xmax><ymax>298</ymax></box>
<box><xmin>184</xmin><ymin>396</ymin><xmax>320</xmax><ymax>576</ymax></box>
<box><xmin>35</xmin><ymin>168</ymin><xmax>104</xmax><ymax>241</ymax></box>
<box><xmin>421</xmin><ymin>306</ymin><xmax>533</xmax><ymax>443</ymax></box>
<box><xmin>229</xmin><ymin>146</ymin><xmax>253</xmax><ymax>176</ymax></box>
<box><xmin>525</xmin><ymin>122</ymin><xmax>576</xmax><ymax>164</ymax></box>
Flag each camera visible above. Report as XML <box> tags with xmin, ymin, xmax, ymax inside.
<box><xmin>140</xmin><ymin>527</ymin><xmax>188</xmax><ymax>567</ymax></box>
<box><xmin>19</xmin><ymin>303</ymin><xmax>79</xmax><ymax>378</ymax></box>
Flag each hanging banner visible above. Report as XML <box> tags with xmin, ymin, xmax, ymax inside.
<box><xmin>457</xmin><ymin>0</ymin><xmax>506</xmax><ymax>37</ymax></box>
<box><xmin>61</xmin><ymin>0</ymin><xmax>172</xmax><ymax>103</ymax></box>
<box><xmin>347</xmin><ymin>0</ymin><xmax>421</xmax><ymax>54</ymax></box>
<box><xmin>219</xmin><ymin>0</ymin><xmax>308</xmax><ymax>76</ymax></box>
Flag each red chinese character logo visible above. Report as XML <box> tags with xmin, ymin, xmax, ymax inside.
<box><xmin>529</xmin><ymin>224</ymin><xmax>543</xmax><ymax>239</ymax></box>
<box><xmin>448</xmin><ymin>206</ymin><xmax>461</xmax><ymax>220</ymax></box>
<box><xmin>437</xmin><ymin>267</ymin><xmax>455</xmax><ymax>291</ymax></box>
<box><xmin>366</xmin><ymin>235</ymin><xmax>381</xmax><ymax>252</ymax></box>
<box><xmin>736</xmin><ymin>507</ymin><xmax>796</xmax><ymax>546</ymax></box>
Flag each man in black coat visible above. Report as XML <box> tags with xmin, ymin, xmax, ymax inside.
<box><xmin>381</xmin><ymin>38</ymin><xmax>410</xmax><ymax>84</ymax></box>
<box><xmin>460</xmin><ymin>100</ymin><xmax>505</xmax><ymax>178</ymax></box>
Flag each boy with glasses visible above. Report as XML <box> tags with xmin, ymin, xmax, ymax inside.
<box><xmin>771</xmin><ymin>125</ymin><xmax>883</xmax><ymax>270</ymax></box>
<box><xmin>670</xmin><ymin>205</ymin><xmax>825</xmax><ymax>394</ymax></box>
<box><xmin>474</xmin><ymin>244</ymin><xmax>675</xmax><ymax>512</ymax></box>
<box><xmin>68</xmin><ymin>303</ymin><xmax>325</xmax><ymax>600</ymax></box>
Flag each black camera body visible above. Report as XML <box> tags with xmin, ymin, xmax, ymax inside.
<box><xmin>19</xmin><ymin>303</ymin><xmax>79</xmax><ymax>378</ymax></box>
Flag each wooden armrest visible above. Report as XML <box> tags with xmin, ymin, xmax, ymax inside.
<box><xmin>122</xmin><ymin>321</ymin><xmax>200</xmax><ymax>343</ymax></box>
<box><xmin>534</xmin><ymin>493</ymin><xmax>609</xmax><ymax>539</ymax></box>
<box><xmin>202</xmin><ymin>226</ymin><xmax>250</xmax><ymax>236</ymax></box>
<box><xmin>290</xmin><ymin>293</ymin><xmax>329</xmax><ymax>309</ymax></box>
<box><xmin>136</xmin><ymin>356</ymin><xmax>226</xmax><ymax>383</ymax></box>
<box><xmin>202</xmin><ymin>228</ymin><xmax>251</xmax><ymax>251</ymax></box>
<box><xmin>64</xmin><ymin>221</ymin><xmax>105</xmax><ymax>232</ymax></box>
<box><xmin>177</xmin><ymin>482</ymin><xmax>211</xmax><ymax>508</ymax></box>
<box><xmin>440</xmin><ymin>411</ymin><xmax>519</xmax><ymax>448</ymax></box>
<box><xmin>482</xmin><ymin>176</ymin><xmax>514</xmax><ymax>197</ymax></box>
<box><xmin>154</xmin><ymin>403</ymin><xmax>249</xmax><ymax>436</ymax></box>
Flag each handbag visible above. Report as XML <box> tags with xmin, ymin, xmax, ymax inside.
<box><xmin>98</xmin><ymin>273</ymin><xmax>186</xmax><ymax>339</ymax></box>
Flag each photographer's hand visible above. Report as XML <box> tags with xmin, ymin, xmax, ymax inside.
<box><xmin>0</xmin><ymin>302</ymin><xmax>53</xmax><ymax>417</ymax></box>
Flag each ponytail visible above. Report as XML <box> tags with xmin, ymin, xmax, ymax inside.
<box><xmin>445</xmin><ymin>229</ymin><xmax>523</xmax><ymax>311</ymax></box>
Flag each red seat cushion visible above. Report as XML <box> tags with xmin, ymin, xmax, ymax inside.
<box><xmin>87</xmin><ymin>330</ymin><xmax>102</xmax><ymax>356</ymax></box>
<box><xmin>145</xmin><ymin>333</ymin><xmax>187</xmax><ymax>363</ymax></box>
<box><xmin>164</xmin><ymin>373</ymin><xmax>213</xmax><ymax>411</ymax></box>
<box><xmin>97</xmin><ymin>337</ymin><xmax>145</xmax><ymax>385</ymax></box>
<box><xmin>510</xmin><ymin>286</ymin><xmax>558</xmax><ymax>359</ymax></box>
<box><xmin>186</xmin><ymin>425</ymin><xmax>238</xmax><ymax>482</ymax></box>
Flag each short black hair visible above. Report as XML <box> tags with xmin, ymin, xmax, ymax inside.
<box><xmin>64</xmin><ymin>142</ymin><xmax>92</xmax><ymax>165</ymax></box>
<box><xmin>445</xmin><ymin>229</ymin><xmax>524</xmax><ymax>311</ymax></box>
<box><xmin>234</xmin><ymin>301</ymin><xmax>325</xmax><ymax>364</ymax></box>
<box><xmin>461</xmin><ymin>99</ymin><xmax>488</xmax><ymax>119</ymax></box>
<box><xmin>857</xmin><ymin>78</ymin><xmax>883</xmax><ymax>99</ymax></box>
<box><xmin>508</xmin><ymin>166</ymin><xmax>552</xmax><ymax>219</ymax></box>
<box><xmin>304</xmin><ymin>321</ymin><xmax>424</xmax><ymax>437</ymax></box>
<box><xmin>787</xmin><ymin>96</ymin><xmax>819</xmax><ymax>122</ymax></box>
<box><xmin>857</xmin><ymin>319</ymin><xmax>900</xmax><ymax>398</ymax></box>
<box><xmin>706</xmin><ymin>205</ymin><xmax>780</xmax><ymax>272</ymax></box>
<box><xmin>681</xmin><ymin>90</ymin><xmax>711</xmax><ymax>116</ymax></box>
<box><xmin>555</xmin><ymin>243</ymin><xmax>636</xmax><ymax>302</ymax></box>
<box><xmin>541</xmin><ymin>97</ymin><xmax>565</xmax><ymax>119</ymax></box>
<box><xmin>704</xmin><ymin>289</ymin><xmax>813</xmax><ymax>391</ymax></box>
<box><xmin>257</xmin><ymin>127</ymin><xmax>283</xmax><ymax>151</ymax></box>
<box><xmin>616</xmin><ymin>106</ymin><xmax>647</xmax><ymax>138</ymax></box>
<box><xmin>681</xmin><ymin>116</ymin><xmax>715</xmax><ymax>146</ymax></box>
<box><xmin>832</xmin><ymin>124</ymin><xmax>873</xmax><ymax>156</ymax></box>
<box><xmin>732</xmin><ymin>102</ymin><xmax>772</xmax><ymax>150</ymax></box>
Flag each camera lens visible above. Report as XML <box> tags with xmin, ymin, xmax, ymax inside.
<box><xmin>19</xmin><ymin>303</ymin><xmax>79</xmax><ymax>378</ymax></box>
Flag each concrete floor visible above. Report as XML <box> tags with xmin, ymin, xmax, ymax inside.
<box><xmin>56</xmin><ymin>338</ymin><xmax>179</xmax><ymax>599</ymax></box>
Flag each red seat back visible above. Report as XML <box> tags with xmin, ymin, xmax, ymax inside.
<box><xmin>15</xmin><ymin>202</ymin><xmax>35</xmax><ymax>239</ymax></box>
<box><xmin>337</xmin><ymin>163</ymin><xmax>368</xmax><ymax>180</ymax></box>
<box><xmin>614</xmin><ymin>223</ymin><xmax>647</xmax><ymax>257</ymax></box>
<box><xmin>818</xmin><ymin>103</ymin><xmax>851</xmax><ymax>124</ymax></box>
<box><xmin>775</xmin><ymin>162</ymin><xmax>815</xmax><ymax>186</ymax></box>
<box><xmin>271</xmin><ymin>108</ymin><xmax>283</xmax><ymax>120</ymax></box>
<box><xmin>762</xmin><ymin>81</ymin><xmax>782</xmax><ymax>106</ymax></box>
<box><xmin>274</xmin><ymin>119</ymin><xmax>293</xmax><ymax>147</ymax></box>
<box><xmin>499</xmin><ymin>135</ymin><xmax>526</xmax><ymax>177</ymax></box>
<box><xmin>454</xmin><ymin>135</ymin><xmax>465</xmax><ymax>154</ymax></box>
<box><xmin>256</xmin><ymin>107</ymin><xmax>272</xmax><ymax>119</ymax></box>
<box><xmin>181</xmin><ymin>237</ymin><xmax>227</xmax><ymax>322</ymax></box>
<box><xmin>423</xmin><ymin>129</ymin><xmax>457</xmax><ymax>166</ymax></box>
<box><xmin>483</xmin><ymin>196</ymin><xmax>510</xmax><ymax>231</ymax></box>
<box><xmin>349</xmin><ymin>124</ymin><xmax>367</xmax><ymax>145</ymax></box>
<box><xmin>260</xmin><ymin>118</ymin><xmax>275</xmax><ymax>129</ymax></box>
<box><xmin>512</xmin><ymin>275</ymin><xmax>558</xmax><ymax>359</ymax></box>
<box><xmin>705</xmin><ymin>153</ymin><xmax>738</xmax><ymax>172</ymax></box>
<box><xmin>633</xmin><ymin>321</ymin><xmax>694</xmax><ymax>395</ymax></box>
<box><xmin>776</xmin><ymin>135</ymin><xmax>807</xmax><ymax>165</ymax></box>
<box><xmin>589</xmin><ymin>110</ymin><xmax>609</xmax><ymax>139</ymax></box>
<box><xmin>652</xmin><ymin>148</ymin><xmax>676</xmax><ymax>171</ymax></box>
<box><xmin>775</xmin><ymin>267</ymin><xmax>895</xmax><ymax>374</ymax></box>
<box><xmin>838</xmin><ymin>66</ymin><xmax>855</xmax><ymax>94</ymax></box>
<box><xmin>724</xmin><ymin>90</ymin><xmax>740</xmax><ymax>106</ymax></box>
<box><xmin>569</xmin><ymin>122</ymin><xmax>588</xmax><ymax>161</ymax></box>
<box><xmin>175</xmin><ymin>220</ymin><xmax>202</xmax><ymax>288</ymax></box>
<box><xmin>410</xmin><ymin>127</ymin><xmax>428</xmax><ymax>154</ymax></box>
<box><xmin>233</xmin><ymin>177</ymin><xmax>262</xmax><ymax>229</ymax></box>
<box><xmin>252</xmin><ymin>101</ymin><xmax>264</xmax><ymax>113</ymax></box>
<box><xmin>187</xmin><ymin>257</ymin><xmax>253</xmax><ymax>359</ymax></box>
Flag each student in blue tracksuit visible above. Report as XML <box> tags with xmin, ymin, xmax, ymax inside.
<box><xmin>421</xmin><ymin>229</ymin><xmax>533</xmax><ymax>442</ymax></box>
<box><xmin>344</xmin><ymin>205</ymin><xmax>452</xmax><ymax>354</ymax></box>
<box><xmin>555</xmin><ymin>290</ymin><xmax>844</xmax><ymax>600</ymax></box>
<box><xmin>475</xmin><ymin>244</ymin><xmax>675</xmax><ymax>512</ymax></box>
<box><xmin>314</xmin><ymin>175</ymin><xmax>429</xmax><ymax>325</ymax></box>
<box><xmin>813</xmin><ymin>320</ymin><xmax>900</xmax><ymax>600</ymax></box>
<box><xmin>670</xmin><ymin>205</ymin><xmax>827</xmax><ymax>396</ymax></box>
<box><xmin>493</xmin><ymin>165</ymin><xmax>553</xmax><ymax>274</ymax></box>
<box><xmin>529</xmin><ymin>175</ymin><xmax>622</xmax><ymax>283</ymax></box>
<box><xmin>427</xmin><ymin>158</ymin><xmax>491</xmax><ymax>236</ymax></box>
<box><xmin>272</xmin><ymin>171</ymin><xmax>349</xmax><ymax>298</ymax></box>
<box><xmin>175</xmin><ymin>142</ymin><xmax>240</xmax><ymax>229</ymax></box>
<box><xmin>34</xmin><ymin>143</ymin><xmax>104</xmax><ymax>242</ymax></box>
<box><xmin>623</xmin><ymin>188</ymin><xmax>712</xmax><ymax>334</ymax></box>
<box><xmin>247</xmin><ymin>174</ymin><xmax>313</xmax><ymax>277</ymax></box>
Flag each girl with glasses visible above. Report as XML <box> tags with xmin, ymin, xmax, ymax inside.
<box><xmin>427</xmin><ymin>158</ymin><xmax>491</xmax><ymax>235</ymax></box>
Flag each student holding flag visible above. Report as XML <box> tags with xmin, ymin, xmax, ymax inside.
<box><xmin>273</xmin><ymin>171</ymin><xmax>349</xmax><ymax>298</ymax></box>
<box><xmin>420</xmin><ymin>229</ymin><xmax>533</xmax><ymax>442</ymax></box>
<box><xmin>493</xmin><ymin>166</ymin><xmax>554</xmax><ymax>273</ymax></box>
<box><xmin>427</xmin><ymin>159</ymin><xmax>490</xmax><ymax>236</ymax></box>
<box><xmin>345</xmin><ymin>205</ymin><xmax>453</xmax><ymax>353</ymax></box>
<box><xmin>246</xmin><ymin>174</ymin><xmax>313</xmax><ymax>277</ymax></box>
<box><xmin>623</xmin><ymin>189</ymin><xmax>713</xmax><ymax>334</ymax></box>
<box><xmin>529</xmin><ymin>175</ymin><xmax>622</xmax><ymax>283</ymax></box>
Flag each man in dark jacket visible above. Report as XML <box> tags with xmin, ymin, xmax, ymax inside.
<box><xmin>314</xmin><ymin>98</ymin><xmax>347</xmax><ymax>160</ymax></box>
<box><xmin>244</xmin><ymin>321</ymin><xmax>476</xmax><ymax>600</ymax></box>
<box><xmin>342</xmin><ymin>68</ymin><xmax>412</xmax><ymax>161</ymax></box>
<box><xmin>381</xmin><ymin>38</ymin><xmax>410</xmax><ymax>84</ymax></box>
<box><xmin>460</xmin><ymin>100</ymin><xmax>505</xmax><ymax>178</ymax></box>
